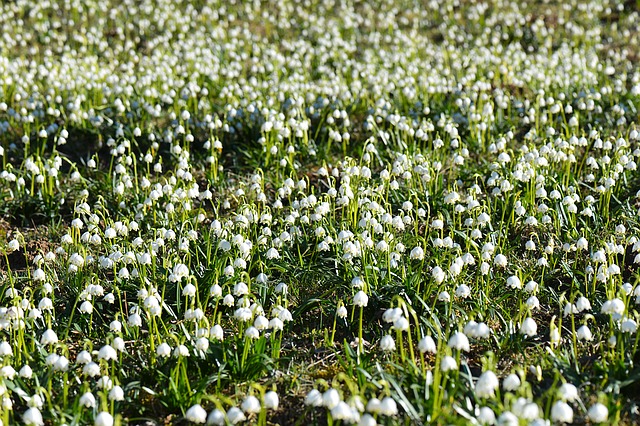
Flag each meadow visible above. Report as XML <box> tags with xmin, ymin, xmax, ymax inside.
<box><xmin>0</xmin><ymin>0</ymin><xmax>640</xmax><ymax>424</ymax></box>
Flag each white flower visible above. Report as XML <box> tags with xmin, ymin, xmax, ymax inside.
<box><xmin>337</xmin><ymin>306</ymin><xmax>348</xmax><ymax>318</ymax></box>
<box><xmin>226</xmin><ymin>407</ymin><xmax>246</xmax><ymax>424</ymax></box>
<box><xmin>265</xmin><ymin>247</ymin><xmax>280</xmax><ymax>259</ymax></box>
<box><xmin>438</xmin><ymin>291</ymin><xmax>450</xmax><ymax>302</ymax></box>
<box><xmin>455</xmin><ymin>284</ymin><xmax>471</xmax><ymax>298</ymax></box>
<box><xmin>503</xmin><ymin>374</ymin><xmax>521</xmax><ymax>391</ymax></box>
<box><xmin>526</xmin><ymin>296</ymin><xmax>540</xmax><ymax>310</ymax></box>
<box><xmin>496</xmin><ymin>411</ymin><xmax>518</xmax><ymax>426</ymax></box>
<box><xmin>353</xmin><ymin>291</ymin><xmax>369</xmax><ymax>307</ymax></box>
<box><xmin>379</xmin><ymin>397</ymin><xmax>398</xmax><ymax>415</ymax></box>
<box><xmin>19</xmin><ymin>365</ymin><xmax>33</xmax><ymax>378</ymax></box>
<box><xmin>23</xmin><ymin>407</ymin><xmax>44</xmax><ymax>426</ymax></box>
<box><xmin>185</xmin><ymin>404</ymin><xmax>207</xmax><ymax>423</ymax></box>
<box><xmin>476</xmin><ymin>371</ymin><xmax>499</xmax><ymax>398</ymax></box>
<box><xmin>359</xmin><ymin>414</ymin><xmax>377</xmax><ymax>426</ymax></box>
<box><xmin>331</xmin><ymin>401</ymin><xmax>354</xmax><ymax>421</ymax></box>
<box><xmin>506</xmin><ymin>275</ymin><xmax>522</xmax><ymax>289</ymax></box>
<box><xmin>587</xmin><ymin>403</ymin><xmax>608</xmax><ymax>423</ymax></box>
<box><xmin>245</xmin><ymin>326</ymin><xmax>260</xmax><ymax>339</ymax></box>
<box><xmin>441</xmin><ymin>355</ymin><xmax>457</xmax><ymax>372</ymax></box>
<box><xmin>79</xmin><ymin>301</ymin><xmax>93</xmax><ymax>314</ymax></box>
<box><xmin>241</xmin><ymin>395</ymin><xmax>261</xmax><ymax>413</ymax></box>
<box><xmin>392</xmin><ymin>316</ymin><xmax>409</xmax><ymax>331</ymax></box>
<box><xmin>40</xmin><ymin>329</ymin><xmax>58</xmax><ymax>346</ymax></box>
<box><xmin>575</xmin><ymin>297</ymin><xmax>591</xmax><ymax>312</ymax></box>
<box><xmin>432</xmin><ymin>266</ymin><xmax>446</xmax><ymax>283</ymax></box>
<box><xmin>520</xmin><ymin>318</ymin><xmax>537</xmax><ymax>336</ymax></box>
<box><xmin>418</xmin><ymin>336</ymin><xmax>436</xmax><ymax>353</ymax></box>
<box><xmin>558</xmin><ymin>383</ymin><xmax>579</xmax><ymax>401</ymax></box>
<box><xmin>157</xmin><ymin>342</ymin><xmax>171</xmax><ymax>357</ymax></box>
<box><xmin>551</xmin><ymin>401</ymin><xmax>573</xmax><ymax>423</ymax></box>
<box><xmin>207</xmin><ymin>409</ymin><xmax>226</xmax><ymax>425</ymax></box>
<box><xmin>494</xmin><ymin>254</ymin><xmax>508</xmax><ymax>267</ymax></box>
<box><xmin>264</xmin><ymin>391</ymin><xmax>279</xmax><ymax>410</ymax></box>
<box><xmin>182</xmin><ymin>283</ymin><xmax>197</xmax><ymax>297</ymax></box>
<box><xmin>577</xmin><ymin>325</ymin><xmax>593</xmax><ymax>341</ymax></box>
<box><xmin>98</xmin><ymin>345</ymin><xmax>117</xmax><ymax>361</ymax></box>
<box><xmin>95</xmin><ymin>412</ymin><xmax>114</xmax><ymax>426</ymax></box>
<box><xmin>305</xmin><ymin>389</ymin><xmax>323</xmax><ymax>407</ymax></box>
<box><xmin>576</xmin><ymin>237</ymin><xmax>588</xmax><ymax>250</ymax></box>
<box><xmin>323</xmin><ymin>388</ymin><xmax>341</xmax><ymax>409</ymax></box>
<box><xmin>7</xmin><ymin>239</ymin><xmax>19</xmax><ymax>252</ymax></box>
<box><xmin>80</xmin><ymin>392</ymin><xmax>96</xmax><ymax>408</ymax></box>
<box><xmin>108</xmin><ymin>386</ymin><xmax>124</xmax><ymax>401</ymax></box>
<box><xmin>448</xmin><ymin>332</ymin><xmax>470</xmax><ymax>351</ymax></box>
<box><xmin>82</xmin><ymin>362</ymin><xmax>101</xmax><ymax>377</ymax></box>
<box><xmin>477</xmin><ymin>407</ymin><xmax>496</xmax><ymax>425</ymax></box>
<box><xmin>410</xmin><ymin>246</ymin><xmax>424</xmax><ymax>260</ymax></box>
<box><xmin>380</xmin><ymin>335</ymin><xmax>396</xmax><ymax>352</ymax></box>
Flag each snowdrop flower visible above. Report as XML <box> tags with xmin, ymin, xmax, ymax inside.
<box><xmin>601</xmin><ymin>299</ymin><xmax>625</xmax><ymax>318</ymax></box>
<box><xmin>392</xmin><ymin>316</ymin><xmax>409</xmax><ymax>332</ymax></box>
<box><xmin>331</xmin><ymin>401</ymin><xmax>354</xmax><ymax>421</ymax></box>
<box><xmin>359</xmin><ymin>414</ymin><xmax>377</xmax><ymax>426</ymax></box>
<box><xmin>241</xmin><ymin>395</ymin><xmax>261</xmax><ymax>413</ymax></box>
<box><xmin>524</xmin><ymin>281</ymin><xmax>538</xmax><ymax>293</ymax></box>
<box><xmin>305</xmin><ymin>389</ymin><xmax>323</xmax><ymax>407</ymax></box>
<box><xmin>337</xmin><ymin>305</ymin><xmax>348</xmax><ymax>318</ymax></box>
<box><xmin>353</xmin><ymin>291</ymin><xmax>369</xmax><ymax>307</ymax></box>
<box><xmin>575</xmin><ymin>297</ymin><xmax>591</xmax><ymax>312</ymax></box>
<box><xmin>40</xmin><ymin>329</ymin><xmax>58</xmax><ymax>346</ymax></box>
<box><xmin>503</xmin><ymin>374</ymin><xmax>521</xmax><ymax>391</ymax></box>
<box><xmin>80</xmin><ymin>392</ymin><xmax>96</xmax><ymax>408</ymax></box>
<box><xmin>558</xmin><ymin>383</ymin><xmax>579</xmax><ymax>401</ymax></box>
<box><xmin>494</xmin><ymin>254</ymin><xmax>508</xmax><ymax>267</ymax></box>
<box><xmin>410</xmin><ymin>246</ymin><xmax>424</xmax><ymax>260</ymax></box>
<box><xmin>182</xmin><ymin>283</ymin><xmax>196</xmax><ymax>297</ymax></box>
<box><xmin>19</xmin><ymin>365</ymin><xmax>33</xmax><ymax>378</ymax></box>
<box><xmin>108</xmin><ymin>386</ymin><xmax>124</xmax><ymax>401</ymax></box>
<box><xmin>379</xmin><ymin>397</ymin><xmax>398</xmax><ymax>415</ymax></box>
<box><xmin>577</xmin><ymin>325</ymin><xmax>593</xmax><ymax>341</ymax></box>
<box><xmin>23</xmin><ymin>407</ymin><xmax>44</xmax><ymax>426</ymax></box>
<box><xmin>476</xmin><ymin>371</ymin><xmax>499</xmax><ymax>398</ymax></box>
<box><xmin>186</xmin><ymin>404</ymin><xmax>207</xmax><ymax>423</ymax></box>
<box><xmin>226</xmin><ymin>407</ymin><xmax>246</xmax><ymax>424</ymax></box>
<box><xmin>551</xmin><ymin>401</ymin><xmax>573</xmax><ymax>423</ymax></box>
<box><xmin>520</xmin><ymin>318</ymin><xmax>537</xmax><ymax>336</ymax></box>
<box><xmin>156</xmin><ymin>342</ymin><xmax>171</xmax><ymax>357</ymax></box>
<box><xmin>95</xmin><ymin>412</ymin><xmax>114</xmax><ymax>426</ymax></box>
<box><xmin>506</xmin><ymin>275</ymin><xmax>522</xmax><ymax>289</ymax></box>
<box><xmin>0</xmin><ymin>366</ymin><xmax>15</xmax><ymax>379</ymax></box>
<box><xmin>418</xmin><ymin>336</ymin><xmax>437</xmax><ymax>353</ymax></box>
<box><xmin>432</xmin><ymin>266</ymin><xmax>446</xmax><ymax>283</ymax></box>
<box><xmin>98</xmin><ymin>345</ymin><xmax>117</xmax><ymax>361</ymax></box>
<box><xmin>455</xmin><ymin>284</ymin><xmax>471</xmax><ymax>298</ymax></box>
<box><xmin>441</xmin><ymin>356</ymin><xmax>457</xmax><ymax>372</ymax></box>
<box><xmin>477</xmin><ymin>407</ymin><xmax>496</xmax><ymax>425</ymax></box>
<box><xmin>587</xmin><ymin>403</ymin><xmax>608</xmax><ymax>423</ymax></box>
<box><xmin>438</xmin><ymin>291</ymin><xmax>451</xmax><ymax>302</ymax></box>
<box><xmin>448</xmin><ymin>332</ymin><xmax>470</xmax><ymax>352</ymax></box>
<box><xmin>323</xmin><ymin>388</ymin><xmax>341</xmax><ymax>409</ymax></box>
<box><xmin>79</xmin><ymin>301</ymin><xmax>93</xmax><ymax>314</ymax></box>
<box><xmin>380</xmin><ymin>335</ymin><xmax>396</xmax><ymax>352</ymax></box>
<box><xmin>497</xmin><ymin>411</ymin><xmax>519</xmax><ymax>426</ymax></box>
<box><xmin>207</xmin><ymin>409</ymin><xmax>225</xmax><ymax>426</ymax></box>
<box><xmin>264</xmin><ymin>391</ymin><xmax>279</xmax><ymax>410</ymax></box>
<box><xmin>621</xmin><ymin>318</ymin><xmax>637</xmax><ymax>333</ymax></box>
<box><xmin>526</xmin><ymin>296</ymin><xmax>540</xmax><ymax>310</ymax></box>
<box><xmin>82</xmin><ymin>362</ymin><xmax>101</xmax><ymax>377</ymax></box>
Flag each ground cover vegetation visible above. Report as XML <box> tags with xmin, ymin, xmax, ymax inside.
<box><xmin>1</xmin><ymin>0</ymin><xmax>640</xmax><ymax>424</ymax></box>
